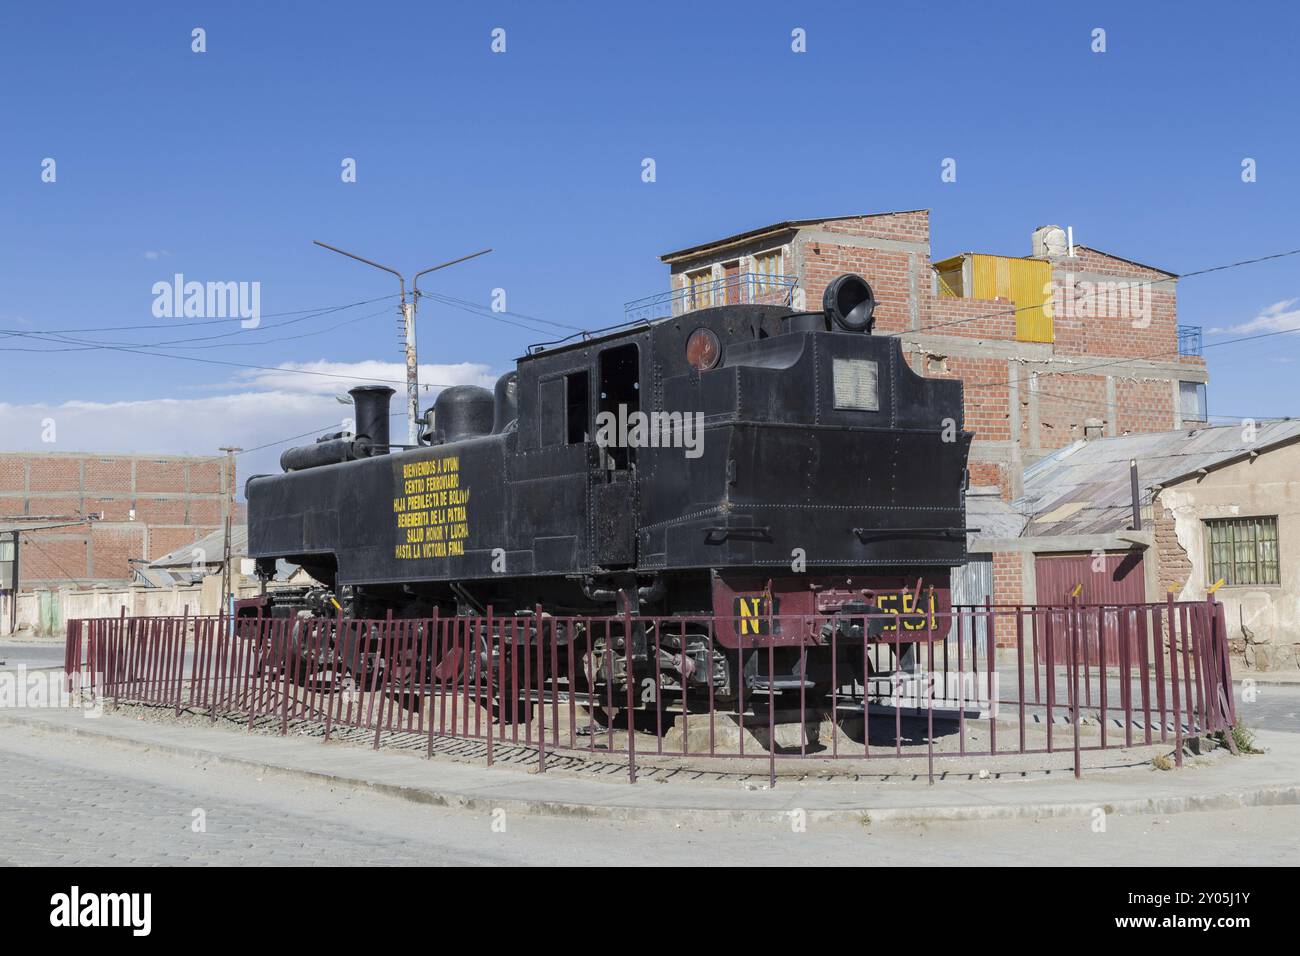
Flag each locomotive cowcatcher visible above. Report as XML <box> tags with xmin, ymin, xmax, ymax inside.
<box><xmin>244</xmin><ymin>274</ymin><xmax>972</xmax><ymax>706</ymax></box>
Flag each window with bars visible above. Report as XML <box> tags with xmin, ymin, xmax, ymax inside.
<box><xmin>1204</xmin><ymin>516</ymin><xmax>1280</xmax><ymax>586</ymax></box>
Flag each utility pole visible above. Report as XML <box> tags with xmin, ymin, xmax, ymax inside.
<box><xmin>218</xmin><ymin>447</ymin><xmax>241</xmax><ymax>621</ymax></box>
<box><xmin>312</xmin><ymin>241</ymin><xmax>492</xmax><ymax>446</ymax></box>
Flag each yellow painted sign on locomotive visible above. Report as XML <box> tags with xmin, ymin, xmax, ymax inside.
<box><xmin>392</xmin><ymin>455</ymin><xmax>472</xmax><ymax>560</ymax></box>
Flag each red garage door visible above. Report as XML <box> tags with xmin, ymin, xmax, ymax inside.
<box><xmin>1034</xmin><ymin>551</ymin><xmax>1146</xmax><ymax>665</ymax></box>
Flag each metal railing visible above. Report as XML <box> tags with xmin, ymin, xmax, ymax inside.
<box><xmin>624</xmin><ymin>273</ymin><xmax>799</xmax><ymax>322</ymax></box>
<box><xmin>64</xmin><ymin>597</ymin><xmax>1236</xmax><ymax>787</ymax></box>
<box><xmin>1177</xmin><ymin>325</ymin><xmax>1203</xmax><ymax>357</ymax></box>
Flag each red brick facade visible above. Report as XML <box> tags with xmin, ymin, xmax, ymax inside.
<box><xmin>0</xmin><ymin>452</ymin><xmax>230</xmax><ymax>587</ymax></box>
<box><xmin>992</xmin><ymin>551</ymin><xmax>1023</xmax><ymax>647</ymax></box>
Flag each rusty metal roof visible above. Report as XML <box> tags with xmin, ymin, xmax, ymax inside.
<box><xmin>1018</xmin><ymin>420</ymin><xmax>1300</xmax><ymax>536</ymax></box>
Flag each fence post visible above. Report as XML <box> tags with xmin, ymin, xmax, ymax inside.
<box><xmin>175</xmin><ymin>606</ymin><xmax>189</xmax><ymax>718</ymax></box>
<box><xmin>986</xmin><ymin>596</ymin><xmax>996</xmax><ymax>756</ymax></box>
<box><xmin>1070</xmin><ymin>598</ymin><xmax>1081</xmax><ymax>780</ymax></box>
<box><xmin>1016</xmin><ymin>607</ymin><xmax>1025</xmax><ymax>754</ymax></box>
<box><xmin>1167</xmin><ymin>594</ymin><xmax>1183</xmax><ymax>768</ymax></box>
<box><xmin>431</xmin><ymin>613</ymin><xmax>447</xmax><ymax>764</ymax></box>
<box><xmin>768</xmin><ymin>594</ymin><xmax>778</xmax><ymax>789</ymax></box>
<box><xmin>1212</xmin><ymin>597</ymin><xmax>1237</xmax><ymax>730</ymax></box>
<box><xmin>624</xmin><ymin>597</ymin><xmax>637</xmax><ymax>784</ymax></box>
<box><xmin>535</xmin><ymin>603</ymin><xmax>546</xmax><ymax>775</ymax></box>
<box><xmin>481</xmin><ymin>607</ymin><xmax>492</xmax><ymax>767</ymax></box>
<box><xmin>280</xmin><ymin>618</ymin><xmax>293</xmax><ymax>736</ymax></box>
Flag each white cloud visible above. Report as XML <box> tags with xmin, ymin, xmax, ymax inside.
<box><xmin>0</xmin><ymin>359</ymin><xmax>501</xmax><ymax>493</ymax></box>
<box><xmin>231</xmin><ymin>360</ymin><xmax>495</xmax><ymax>396</ymax></box>
<box><xmin>1207</xmin><ymin>298</ymin><xmax>1300</xmax><ymax>335</ymax></box>
<box><xmin>143</xmin><ymin>250</ymin><xmax>171</xmax><ymax>260</ymax></box>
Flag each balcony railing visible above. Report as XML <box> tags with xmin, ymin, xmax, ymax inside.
<box><xmin>1177</xmin><ymin>325</ymin><xmax>1203</xmax><ymax>357</ymax></box>
<box><xmin>624</xmin><ymin>272</ymin><xmax>800</xmax><ymax>323</ymax></box>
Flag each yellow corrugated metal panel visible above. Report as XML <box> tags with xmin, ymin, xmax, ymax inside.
<box><xmin>967</xmin><ymin>254</ymin><xmax>1053</xmax><ymax>343</ymax></box>
<box><xmin>1010</xmin><ymin>258</ymin><xmax>1053</xmax><ymax>343</ymax></box>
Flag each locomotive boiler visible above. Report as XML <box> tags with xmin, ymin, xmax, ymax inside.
<box><xmin>245</xmin><ymin>274</ymin><xmax>972</xmax><ymax>701</ymax></box>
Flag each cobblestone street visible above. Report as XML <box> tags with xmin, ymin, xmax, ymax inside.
<box><xmin>2</xmin><ymin>724</ymin><xmax>1298</xmax><ymax>866</ymax></box>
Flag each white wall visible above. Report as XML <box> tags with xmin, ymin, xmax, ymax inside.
<box><xmin>1160</xmin><ymin>443</ymin><xmax>1300</xmax><ymax>669</ymax></box>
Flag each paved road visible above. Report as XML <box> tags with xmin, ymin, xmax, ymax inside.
<box><xmin>0</xmin><ymin>728</ymin><xmax>1296</xmax><ymax>866</ymax></box>
<box><xmin>1235</xmin><ymin>683</ymin><xmax>1300</xmax><ymax>735</ymax></box>
<box><xmin>0</xmin><ymin>642</ymin><xmax>65</xmax><ymax>669</ymax></box>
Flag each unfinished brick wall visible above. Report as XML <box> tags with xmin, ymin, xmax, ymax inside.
<box><xmin>88</xmin><ymin>525</ymin><xmax>148</xmax><ymax>579</ymax></box>
<box><xmin>918</xmin><ymin>354</ymin><xmax>1011</xmax><ymax>440</ymax></box>
<box><xmin>992</xmin><ymin>551</ymin><xmax>1023</xmax><ymax>646</ymax></box>
<box><xmin>796</xmin><ymin>211</ymin><xmax>930</xmax><ymax>336</ymax></box>
<box><xmin>1154</xmin><ymin>501</ymin><xmax>1191</xmax><ymax>596</ymax></box>
<box><xmin>816</xmin><ymin>210</ymin><xmax>930</xmax><ymax>243</ymax></box>
<box><xmin>17</xmin><ymin>535</ymin><xmax>89</xmax><ymax>582</ymax></box>
<box><xmin>1115</xmin><ymin>378</ymin><xmax>1177</xmax><ymax>436</ymax></box>
<box><xmin>1034</xmin><ymin>373</ymin><xmax>1110</xmax><ymax>451</ymax></box>
<box><xmin>0</xmin><ymin>452</ymin><xmax>229</xmax><ymax>588</ymax></box>
<box><xmin>921</xmin><ymin>295</ymin><xmax>1018</xmax><ymax>340</ymax></box>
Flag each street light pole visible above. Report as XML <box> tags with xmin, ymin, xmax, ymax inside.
<box><xmin>313</xmin><ymin>241</ymin><xmax>492</xmax><ymax>446</ymax></box>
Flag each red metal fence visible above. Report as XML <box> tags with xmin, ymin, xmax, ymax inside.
<box><xmin>63</xmin><ymin>597</ymin><xmax>1236</xmax><ymax>786</ymax></box>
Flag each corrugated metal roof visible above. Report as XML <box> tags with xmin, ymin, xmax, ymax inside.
<box><xmin>1018</xmin><ymin>420</ymin><xmax>1300</xmax><ymax>536</ymax></box>
<box><xmin>965</xmin><ymin>488</ymin><xmax>1028</xmax><ymax>544</ymax></box>
<box><xmin>149</xmin><ymin>525</ymin><xmax>247</xmax><ymax>568</ymax></box>
<box><xmin>145</xmin><ymin>523</ymin><xmax>298</xmax><ymax>583</ymax></box>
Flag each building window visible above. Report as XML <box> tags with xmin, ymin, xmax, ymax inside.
<box><xmin>752</xmin><ymin>250</ymin><xmax>782</xmax><ymax>292</ymax></box>
<box><xmin>1179</xmin><ymin>381</ymin><xmax>1207</xmax><ymax>422</ymax></box>
<box><xmin>1205</xmin><ymin>516</ymin><xmax>1279</xmax><ymax>586</ymax></box>
<box><xmin>685</xmin><ymin>268</ymin><xmax>715</xmax><ymax>310</ymax></box>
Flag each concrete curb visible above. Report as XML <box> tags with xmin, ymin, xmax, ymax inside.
<box><xmin>3</xmin><ymin>710</ymin><xmax>1298</xmax><ymax>826</ymax></box>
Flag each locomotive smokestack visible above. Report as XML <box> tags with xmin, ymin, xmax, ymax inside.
<box><xmin>350</xmin><ymin>385</ymin><xmax>395</xmax><ymax>454</ymax></box>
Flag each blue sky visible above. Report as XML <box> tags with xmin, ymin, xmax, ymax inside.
<box><xmin>2</xmin><ymin>1</ymin><xmax>1297</xmax><ymax>484</ymax></box>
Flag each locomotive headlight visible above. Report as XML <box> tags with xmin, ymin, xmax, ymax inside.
<box><xmin>686</xmin><ymin>328</ymin><xmax>721</xmax><ymax>370</ymax></box>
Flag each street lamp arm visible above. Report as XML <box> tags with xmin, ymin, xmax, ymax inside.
<box><xmin>313</xmin><ymin>241</ymin><xmax>408</xmax><ymax>295</ymax></box>
<box><xmin>413</xmin><ymin>248</ymin><xmax>492</xmax><ymax>295</ymax></box>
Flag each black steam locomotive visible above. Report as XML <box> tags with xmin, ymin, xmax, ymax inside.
<box><xmin>245</xmin><ymin>274</ymin><xmax>971</xmax><ymax>698</ymax></box>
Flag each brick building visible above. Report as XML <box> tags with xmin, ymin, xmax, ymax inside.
<box><xmin>647</xmin><ymin>211</ymin><xmax>1210</xmax><ymax>627</ymax></box>
<box><xmin>0</xmin><ymin>452</ymin><xmax>231</xmax><ymax>588</ymax></box>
